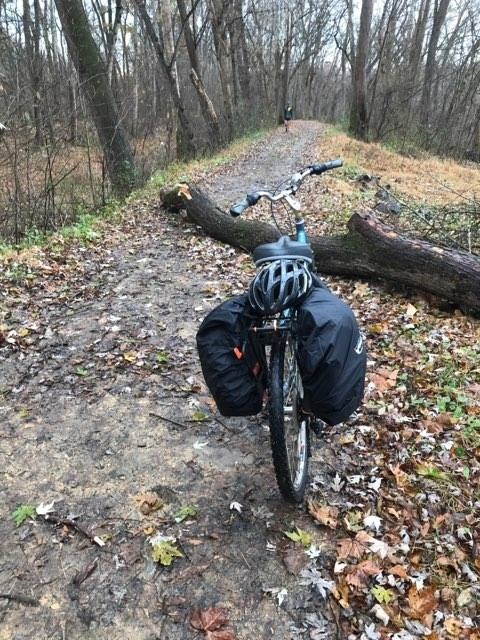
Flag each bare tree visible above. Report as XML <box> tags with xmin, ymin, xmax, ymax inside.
<box><xmin>53</xmin><ymin>0</ymin><xmax>135</xmax><ymax>195</ymax></box>
<box><xmin>349</xmin><ymin>0</ymin><xmax>374</xmax><ymax>140</ymax></box>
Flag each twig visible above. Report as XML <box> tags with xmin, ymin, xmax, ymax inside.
<box><xmin>71</xmin><ymin>557</ymin><xmax>98</xmax><ymax>588</ymax></box>
<box><xmin>149</xmin><ymin>412</ymin><xmax>189</xmax><ymax>430</ymax></box>
<box><xmin>0</xmin><ymin>593</ymin><xmax>40</xmax><ymax>606</ymax></box>
<box><xmin>211</xmin><ymin>413</ymin><xmax>235</xmax><ymax>433</ymax></box>
<box><xmin>42</xmin><ymin>514</ymin><xmax>106</xmax><ymax>548</ymax></box>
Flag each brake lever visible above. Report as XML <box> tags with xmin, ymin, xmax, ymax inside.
<box><xmin>284</xmin><ymin>194</ymin><xmax>302</xmax><ymax>211</ymax></box>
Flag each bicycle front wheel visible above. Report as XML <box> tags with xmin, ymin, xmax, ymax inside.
<box><xmin>268</xmin><ymin>333</ymin><xmax>309</xmax><ymax>503</ymax></box>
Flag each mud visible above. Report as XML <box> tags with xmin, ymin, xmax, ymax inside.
<box><xmin>0</xmin><ymin>122</ymin><xmax>345</xmax><ymax>640</ymax></box>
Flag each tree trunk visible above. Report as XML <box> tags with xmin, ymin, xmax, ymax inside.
<box><xmin>161</xmin><ymin>185</ymin><xmax>480</xmax><ymax>314</ymax></box>
<box><xmin>349</xmin><ymin>0</ymin><xmax>374</xmax><ymax>140</ymax></box>
<box><xmin>54</xmin><ymin>0</ymin><xmax>135</xmax><ymax>196</ymax></box>
<box><xmin>209</xmin><ymin>0</ymin><xmax>235</xmax><ymax>141</ymax></box>
<box><xmin>420</xmin><ymin>0</ymin><xmax>451</xmax><ymax>130</ymax></box>
<box><xmin>189</xmin><ymin>69</ymin><xmax>223</xmax><ymax>148</ymax></box>
<box><xmin>177</xmin><ymin>0</ymin><xmax>222</xmax><ymax>149</ymax></box>
<box><xmin>23</xmin><ymin>0</ymin><xmax>43</xmax><ymax>145</ymax></box>
<box><xmin>133</xmin><ymin>0</ymin><xmax>196</xmax><ymax>159</ymax></box>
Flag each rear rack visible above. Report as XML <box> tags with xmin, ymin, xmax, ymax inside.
<box><xmin>249</xmin><ymin>320</ymin><xmax>291</xmax><ymax>344</ymax></box>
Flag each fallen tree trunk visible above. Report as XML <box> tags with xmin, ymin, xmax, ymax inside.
<box><xmin>161</xmin><ymin>185</ymin><xmax>480</xmax><ymax>313</ymax></box>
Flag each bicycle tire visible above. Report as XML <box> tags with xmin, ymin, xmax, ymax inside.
<box><xmin>268</xmin><ymin>332</ymin><xmax>309</xmax><ymax>502</ymax></box>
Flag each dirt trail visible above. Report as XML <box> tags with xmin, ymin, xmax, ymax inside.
<box><xmin>0</xmin><ymin>122</ymin><xmax>342</xmax><ymax>640</ymax></box>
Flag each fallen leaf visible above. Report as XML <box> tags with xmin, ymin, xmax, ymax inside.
<box><xmin>406</xmin><ymin>303</ymin><xmax>418</xmax><ymax>318</ymax></box>
<box><xmin>307</xmin><ymin>500</ymin><xmax>338</xmax><ymax>529</ymax></box>
<box><xmin>337</xmin><ymin>433</ymin><xmax>355</xmax><ymax>445</ymax></box>
<box><xmin>284</xmin><ymin>527</ymin><xmax>312</xmax><ymax>548</ymax></box>
<box><xmin>283</xmin><ymin>547</ymin><xmax>307</xmax><ymax>575</ymax></box>
<box><xmin>190</xmin><ymin>608</ymin><xmax>228</xmax><ymax>632</ymax></box>
<box><xmin>363</xmin><ymin>514</ymin><xmax>382</xmax><ymax>532</ymax></box>
<box><xmin>466</xmin><ymin>382</ymin><xmax>480</xmax><ymax>397</ymax></box>
<box><xmin>443</xmin><ymin>617</ymin><xmax>464</xmax><ymax>637</ymax></box>
<box><xmin>336</xmin><ymin>535</ymin><xmax>369</xmax><ymax>560</ymax></box>
<box><xmin>177</xmin><ymin>183</ymin><xmax>192</xmax><ymax>200</ymax></box>
<box><xmin>206</xmin><ymin>631</ymin><xmax>237</xmax><ymax>640</ymax></box>
<box><xmin>456</xmin><ymin>588</ymin><xmax>472</xmax><ymax>608</ymax></box>
<box><xmin>407</xmin><ymin>585</ymin><xmax>437</xmax><ymax>619</ymax></box>
<box><xmin>388</xmin><ymin>464</ymin><xmax>410</xmax><ymax>489</ymax></box>
<box><xmin>346</xmin><ymin>560</ymin><xmax>381</xmax><ymax>588</ymax></box>
<box><xmin>151</xmin><ymin>541</ymin><xmax>183</xmax><ymax>566</ymax></box>
<box><xmin>354</xmin><ymin>282</ymin><xmax>369</xmax><ymax>296</ymax></box>
<box><xmin>331</xmin><ymin>580</ymin><xmax>349</xmax><ymax>608</ymax></box>
<box><xmin>174</xmin><ymin>505</ymin><xmax>198</xmax><ymax>523</ymax></box>
<box><xmin>389</xmin><ymin>564</ymin><xmax>408</xmax><ymax>579</ymax></box>
<box><xmin>135</xmin><ymin>493</ymin><xmax>163</xmax><ymax>515</ymax></box>
<box><xmin>370</xmin><ymin>367</ymin><xmax>398</xmax><ymax>393</ymax></box>
<box><xmin>370</xmin><ymin>603</ymin><xmax>390</xmax><ymax>625</ymax></box>
<box><xmin>371</xmin><ymin>585</ymin><xmax>394</xmax><ymax>604</ymax></box>
<box><xmin>36</xmin><ymin>501</ymin><xmax>55</xmax><ymax>516</ymax></box>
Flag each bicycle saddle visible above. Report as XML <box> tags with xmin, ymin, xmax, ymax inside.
<box><xmin>253</xmin><ymin>236</ymin><xmax>313</xmax><ymax>265</ymax></box>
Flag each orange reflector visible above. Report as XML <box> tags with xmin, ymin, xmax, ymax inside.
<box><xmin>233</xmin><ymin>347</ymin><xmax>243</xmax><ymax>360</ymax></box>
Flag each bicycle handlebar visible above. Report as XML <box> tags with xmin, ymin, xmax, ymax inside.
<box><xmin>229</xmin><ymin>159</ymin><xmax>342</xmax><ymax>217</ymax></box>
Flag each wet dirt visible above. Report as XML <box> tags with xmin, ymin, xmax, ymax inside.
<box><xmin>0</xmin><ymin>122</ymin><xmax>345</xmax><ymax>639</ymax></box>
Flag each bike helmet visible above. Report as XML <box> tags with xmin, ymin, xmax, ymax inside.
<box><xmin>249</xmin><ymin>258</ymin><xmax>312</xmax><ymax>315</ymax></box>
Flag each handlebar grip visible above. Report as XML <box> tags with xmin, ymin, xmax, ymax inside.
<box><xmin>310</xmin><ymin>159</ymin><xmax>343</xmax><ymax>175</ymax></box>
<box><xmin>326</xmin><ymin>158</ymin><xmax>343</xmax><ymax>170</ymax></box>
<box><xmin>230</xmin><ymin>199</ymin><xmax>249</xmax><ymax>217</ymax></box>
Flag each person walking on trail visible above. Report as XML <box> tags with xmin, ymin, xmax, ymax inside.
<box><xmin>284</xmin><ymin>104</ymin><xmax>293</xmax><ymax>132</ymax></box>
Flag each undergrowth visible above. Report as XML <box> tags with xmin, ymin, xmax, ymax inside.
<box><xmin>0</xmin><ymin>128</ymin><xmax>272</xmax><ymax>259</ymax></box>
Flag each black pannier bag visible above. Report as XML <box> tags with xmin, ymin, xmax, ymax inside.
<box><xmin>296</xmin><ymin>283</ymin><xmax>366</xmax><ymax>426</ymax></box>
<box><xmin>196</xmin><ymin>295</ymin><xmax>263</xmax><ymax>417</ymax></box>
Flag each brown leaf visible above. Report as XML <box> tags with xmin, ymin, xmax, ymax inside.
<box><xmin>389</xmin><ymin>564</ymin><xmax>408</xmax><ymax>579</ymax></box>
<box><xmin>437</xmin><ymin>412</ymin><xmax>453</xmax><ymax>427</ymax></box>
<box><xmin>370</xmin><ymin>367</ymin><xmax>398</xmax><ymax>393</ymax></box>
<box><xmin>388</xmin><ymin>464</ymin><xmax>410</xmax><ymax>489</ymax></box>
<box><xmin>283</xmin><ymin>547</ymin><xmax>308</xmax><ymax>575</ymax></box>
<box><xmin>407</xmin><ymin>585</ymin><xmax>437</xmax><ymax>619</ymax></box>
<box><xmin>331</xmin><ymin>579</ymin><xmax>350</xmax><ymax>609</ymax></box>
<box><xmin>346</xmin><ymin>560</ymin><xmax>381</xmax><ymax>588</ymax></box>
<box><xmin>443</xmin><ymin>617</ymin><xmax>464</xmax><ymax>637</ymax></box>
<box><xmin>466</xmin><ymin>382</ymin><xmax>480</xmax><ymax>397</ymax></box>
<box><xmin>190</xmin><ymin>608</ymin><xmax>228</xmax><ymax>632</ymax></box>
<box><xmin>206</xmin><ymin>631</ymin><xmax>237</xmax><ymax>640</ymax></box>
<box><xmin>336</xmin><ymin>533</ymin><xmax>370</xmax><ymax>560</ymax></box>
<box><xmin>135</xmin><ymin>493</ymin><xmax>163</xmax><ymax>515</ymax></box>
<box><xmin>419</xmin><ymin>419</ymin><xmax>444</xmax><ymax>434</ymax></box>
<box><xmin>307</xmin><ymin>499</ymin><xmax>338</xmax><ymax>529</ymax></box>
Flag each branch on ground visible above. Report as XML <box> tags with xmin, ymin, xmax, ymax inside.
<box><xmin>161</xmin><ymin>184</ymin><xmax>480</xmax><ymax>314</ymax></box>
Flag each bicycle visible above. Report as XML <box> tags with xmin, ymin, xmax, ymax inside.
<box><xmin>229</xmin><ymin>159</ymin><xmax>343</xmax><ymax>502</ymax></box>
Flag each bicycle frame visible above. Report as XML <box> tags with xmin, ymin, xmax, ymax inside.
<box><xmin>228</xmin><ymin>160</ymin><xmax>342</xmax><ymax>501</ymax></box>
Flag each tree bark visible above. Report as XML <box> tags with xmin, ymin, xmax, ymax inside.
<box><xmin>420</xmin><ymin>0</ymin><xmax>451</xmax><ymax>129</ymax></box>
<box><xmin>161</xmin><ymin>185</ymin><xmax>480</xmax><ymax>313</ymax></box>
<box><xmin>54</xmin><ymin>0</ymin><xmax>135</xmax><ymax>196</ymax></box>
<box><xmin>176</xmin><ymin>0</ymin><xmax>222</xmax><ymax>148</ymax></box>
<box><xmin>133</xmin><ymin>0</ymin><xmax>196</xmax><ymax>159</ymax></box>
<box><xmin>209</xmin><ymin>0</ymin><xmax>235</xmax><ymax>141</ymax></box>
<box><xmin>349</xmin><ymin>0</ymin><xmax>374</xmax><ymax>140</ymax></box>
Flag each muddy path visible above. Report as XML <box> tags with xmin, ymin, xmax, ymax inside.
<box><xmin>1</xmin><ymin>122</ymin><xmax>350</xmax><ymax>640</ymax></box>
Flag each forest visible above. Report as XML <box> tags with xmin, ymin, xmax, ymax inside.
<box><xmin>1</xmin><ymin>0</ymin><xmax>479</xmax><ymax>242</ymax></box>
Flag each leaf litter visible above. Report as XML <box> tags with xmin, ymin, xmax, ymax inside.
<box><xmin>1</xmin><ymin>122</ymin><xmax>479</xmax><ymax>639</ymax></box>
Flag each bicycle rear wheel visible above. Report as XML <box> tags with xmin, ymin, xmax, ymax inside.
<box><xmin>268</xmin><ymin>332</ymin><xmax>309</xmax><ymax>502</ymax></box>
